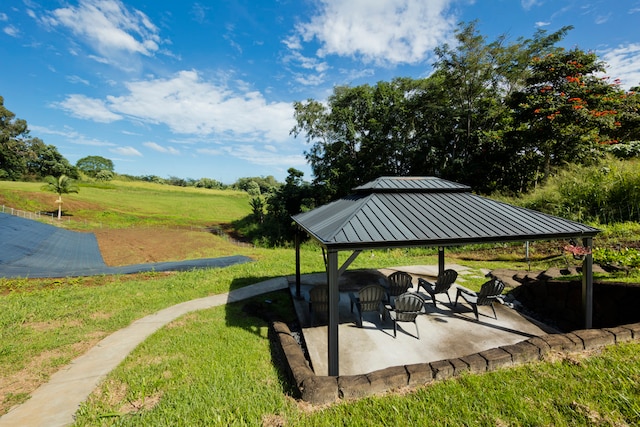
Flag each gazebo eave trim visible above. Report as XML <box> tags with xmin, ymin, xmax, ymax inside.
<box><xmin>298</xmin><ymin>228</ymin><xmax>600</xmax><ymax>252</ymax></box>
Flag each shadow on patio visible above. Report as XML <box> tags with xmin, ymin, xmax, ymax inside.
<box><xmin>288</xmin><ymin>265</ymin><xmax>558</xmax><ymax>377</ymax></box>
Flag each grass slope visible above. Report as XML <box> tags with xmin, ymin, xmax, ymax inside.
<box><xmin>1</xmin><ymin>179</ymin><xmax>639</xmax><ymax>425</ymax></box>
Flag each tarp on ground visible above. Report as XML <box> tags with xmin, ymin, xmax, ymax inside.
<box><xmin>0</xmin><ymin>213</ymin><xmax>252</xmax><ymax>278</ymax></box>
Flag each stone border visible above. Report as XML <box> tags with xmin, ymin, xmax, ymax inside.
<box><xmin>272</xmin><ymin>321</ymin><xmax>640</xmax><ymax>405</ymax></box>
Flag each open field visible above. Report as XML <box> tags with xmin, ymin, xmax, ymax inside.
<box><xmin>1</xmin><ymin>180</ymin><xmax>639</xmax><ymax>425</ymax></box>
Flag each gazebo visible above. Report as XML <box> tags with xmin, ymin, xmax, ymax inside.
<box><xmin>292</xmin><ymin>176</ymin><xmax>600</xmax><ymax>376</ymax></box>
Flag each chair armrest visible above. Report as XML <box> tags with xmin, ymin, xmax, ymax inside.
<box><xmin>455</xmin><ymin>286</ymin><xmax>476</xmax><ymax>297</ymax></box>
<box><xmin>417</xmin><ymin>278</ymin><xmax>434</xmax><ymax>290</ymax></box>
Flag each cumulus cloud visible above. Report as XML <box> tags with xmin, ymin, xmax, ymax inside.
<box><xmin>291</xmin><ymin>0</ymin><xmax>459</xmax><ymax>65</ymax></box>
<box><xmin>106</xmin><ymin>70</ymin><xmax>294</xmax><ymax>141</ymax></box>
<box><xmin>55</xmin><ymin>94</ymin><xmax>123</xmax><ymax>122</ymax></box>
<box><xmin>600</xmin><ymin>43</ymin><xmax>640</xmax><ymax>89</ymax></box>
<box><xmin>42</xmin><ymin>0</ymin><xmax>161</xmax><ymax>57</ymax></box>
<box><xmin>56</xmin><ymin>70</ymin><xmax>295</xmax><ymax>142</ymax></box>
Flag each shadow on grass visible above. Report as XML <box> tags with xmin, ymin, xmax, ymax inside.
<box><xmin>224</xmin><ymin>277</ymin><xmax>302</xmax><ymax>398</ymax></box>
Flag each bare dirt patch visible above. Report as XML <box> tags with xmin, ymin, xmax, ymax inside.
<box><xmin>93</xmin><ymin>227</ymin><xmax>244</xmax><ymax>266</ymax></box>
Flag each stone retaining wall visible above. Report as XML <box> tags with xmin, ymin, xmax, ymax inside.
<box><xmin>272</xmin><ymin>321</ymin><xmax>640</xmax><ymax>405</ymax></box>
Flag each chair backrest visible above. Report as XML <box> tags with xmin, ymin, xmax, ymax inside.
<box><xmin>433</xmin><ymin>269</ymin><xmax>458</xmax><ymax>293</ymax></box>
<box><xmin>476</xmin><ymin>279</ymin><xmax>505</xmax><ymax>306</ymax></box>
<box><xmin>387</xmin><ymin>271</ymin><xmax>413</xmax><ymax>296</ymax></box>
<box><xmin>309</xmin><ymin>285</ymin><xmax>329</xmax><ymax>313</ymax></box>
<box><xmin>358</xmin><ymin>284</ymin><xmax>385</xmax><ymax>312</ymax></box>
<box><xmin>394</xmin><ymin>292</ymin><xmax>424</xmax><ymax>321</ymax></box>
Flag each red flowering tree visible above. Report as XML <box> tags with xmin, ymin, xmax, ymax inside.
<box><xmin>508</xmin><ymin>48</ymin><xmax>625</xmax><ymax>182</ymax></box>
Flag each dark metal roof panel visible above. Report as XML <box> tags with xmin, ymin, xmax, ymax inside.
<box><xmin>293</xmin><ymin>190</ymin><xmax>600</xmax><ymax>249</ymax></box>
<box><xmin>354</xmin><ymin>176</ymin><xmax>470</xmax><ymax>193</ymax></box>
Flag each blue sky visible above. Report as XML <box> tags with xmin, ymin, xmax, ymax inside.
<box><xmin>2</xmin><ymin>1</ymin><xmax>639</xmax><ymax>184</ymax></box>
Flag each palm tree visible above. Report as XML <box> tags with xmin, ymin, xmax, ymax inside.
<box><xmin>42</xmin><ymin>174</ymin><xmax>79</xmax><ymax>219</ymax></box>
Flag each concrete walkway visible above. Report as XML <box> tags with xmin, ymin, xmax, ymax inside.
<box><xmin>0</xmin><ymin>277</ymin><xmax>289</xmax><ymax>427</ymax></box>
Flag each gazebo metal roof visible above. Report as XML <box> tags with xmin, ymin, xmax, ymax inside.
<box><xmin>292</xmin><ymin>176</ymin><xmax>599</xmax><ymax>376</ymax></box>
<box><xmin>293</xmin><ymin>176</ymin><xmax>600</xmax><ymax>250</ymax></box>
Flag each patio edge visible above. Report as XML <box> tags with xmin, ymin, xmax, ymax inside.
<box><xmin>272</xmin><ymin>320</ymin><xmax>640</xmax><ymax>405</ymax></box>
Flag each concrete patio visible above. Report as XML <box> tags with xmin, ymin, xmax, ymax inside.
<box><xmin>289</xmin><ymin>265</ymin><xmax>558</xmax><ymax>377</ymax></box>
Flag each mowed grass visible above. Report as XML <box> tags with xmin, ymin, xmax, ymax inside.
<box><xmin>1</xmin><ymin>180</ymin><xmax>640</xmax><ymax>425</ymax></box>
<box><xmin>0</xmin><ymin>179</ymin><xmax>251</xmax><ymax>228</ymax></box>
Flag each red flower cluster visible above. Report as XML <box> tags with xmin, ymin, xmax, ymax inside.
<box><xmin>564</xmin><ymin>244</ymin><xmax>592</xmax><ymax>256</ymax></box>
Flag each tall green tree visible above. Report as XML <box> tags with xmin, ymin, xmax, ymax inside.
<box><xmin>0</xmin><ymin>96</ymin><xmax>29</xmax><ymax>180</ymax></box>
<box><xmin>293</xmin><ymin>79</ymin><xmax>424</xmax><ymax>198</ymax></box>
<box><xmin>292</xmin><ymin>22</ymin><xmax>576</xmax><ymax>197</ymax></box>
<box><xmin>508</xmin><ymin>48</ymin><xmax>625</xmax><ymax>184</ymax></box>
<box><xmin>42</xmin><ymin>175</ymin><xmax>79</xmax><ymax>219</ymax></box>
<box><xmin>428</xmin><ymin>22</ymin><xmax>573</xmax><ymax>192</ymax></box>
<box><xmin>26</xmin><ymin>138</ymin><xmax>78</xmax><ymax>179</ymax></box>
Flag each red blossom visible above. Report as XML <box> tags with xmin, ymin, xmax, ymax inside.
<box><xmin>564</xmin><ymin>244</ymin><xmax>592</xmax><ymax>256</ymax></box>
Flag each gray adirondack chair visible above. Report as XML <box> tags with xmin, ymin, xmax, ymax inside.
<box><xmin>349</xmin><ymin>284</ymin><xmax>385</xmax><ymax>327</ymax></box>
<box><xmin>417</xmin><ymin>269</ymin><xmax>458</xmax><ymax>306</ymax></box>
<box><xmin>384</xmin><ymin>292</ymin><xmax>424</xmax><ymax>339</ymax></box>
<box><xmin>386</xmin><ymin>271</ymin><xmax>413</xmax><ymax>302</ymax></box>
<box><xmin>455</xmin><ymin>278</ymin><xmax>506</xmax><ymax>320</ymax></box>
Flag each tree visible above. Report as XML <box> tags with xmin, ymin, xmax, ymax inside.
<box><xmin>0</xmin><ymin>96</ymin><xmax>30</xmax><ymax>180</ymax></box>
<box><xmin>508</xmin><ymin>48</ymin><xmax>625</xmax><ymax>183</ymax></box>
<box><xmin>95</xmin><ymin>170</ymin><xmax>114</xmax><ymax>181</ymax></box>
<box><xmin>42</xmin><ymin>175</ymin><xmax>79</xmax><ymax>219</ymax></box>
<box><xmin>76</xmin><ymin>155</ymin><xmax>114</xmax><ymax>178</ymax></box>
<box><xmin>292</xmin><ymin>22</ymin><xmax>577</xmax><ymax>196</ymax></box>
<box><xmin>428</xmin><ymin>22</ymin><xmax>573</xmax><ymax>192</ymax></box>
<box><xmin>260</xmin><ymin>168</ymin><xmax>315</xmax><ymax>245</ymax></box>
<box><xmin>26</xmin><ymin>138</ymin><xmax>78</xmax><ymax>179</ymax></box>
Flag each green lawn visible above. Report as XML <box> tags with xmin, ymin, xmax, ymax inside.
<box><xmin>1</xmin><ymin>179</ymin><xmax>639</xmax><ymax>425</ymax></box>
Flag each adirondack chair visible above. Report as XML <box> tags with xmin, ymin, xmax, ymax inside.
<box><xmin>417</xmin><ymin>269</ymin><xmax>458</xmax><ymax>306</ymax></box>
<box><xmin>454</xmin><ymin>278</ymin><xmax>506</xmax><ymax>321</ymax></box>
<box><xmin>349</xmin><ymin>284</ymin><xmax>385</xmax><ymax>327</ymax></box>
<box><xmin>308</xmin><ymin>285</ymin><xmax>330</xmax><ymax>325</ymax></box>
<box><xmin>386</xmin><ymin>271</ymin><xmax>413</xmax><ymax>302</ymax></box>
<box><xmin>384</xmin><ymin>292</ymin><xmax>424</xmax><ymax>339</ymax></box>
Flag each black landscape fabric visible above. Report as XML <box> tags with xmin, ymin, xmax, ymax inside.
<box><xmin>0</xmin><ymin>213</ymin><xmax>252</xmax><ymax>278</ymax></box>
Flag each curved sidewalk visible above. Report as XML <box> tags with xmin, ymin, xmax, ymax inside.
<box><xmin>0</xmin><ymin>277</ymin><xmax>289</xmax><ymax>427</ymax></box>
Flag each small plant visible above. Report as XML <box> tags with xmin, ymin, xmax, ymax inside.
<box><xmin>593</xmin><ymin>247</ymin><xmax>640</xmax><ymax>272</ymax></box>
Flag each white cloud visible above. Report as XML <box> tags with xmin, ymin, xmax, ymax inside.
<box><xmin>292</xmin><ymin>0</ymin><xmax>459</xmax><ymax>65</ymax></box>
<box><xmin>3</xmin><ymin>25</ymin><xmax>19</xmax><ymax>37</ymax></box>
<box><xmin>600</xmin><ymin>43</ymin><xmax>640</xmax><ymax>89</ymax></box>
<box><xmin>43</xmin><ymin>0</ymin><xmax>161</xmax><ymax>57</ymax></box>
<box><xmin>55</xmin><ymin>70</ymin><xmax>295</xmax><ymax>142</ymax></box>
<box><xmin>29</xmin><ymin>124</ymin><xmax>116</xmax><ymax>147</ymax></box>
<box><xmin>0</xmin><ymin>13</ymin><xmax>8</xmax><ymax>21</ymax></box>
<box><xmin>198</xmin><ymin>145</ymin><xmax>306</xmax><ymax>167</ymax></box>
<box><xmin>67</xmin><ymin>75</ymin><xmax>90</xmax><ymax>85</ymax></box>
<box><xmin>143</xmin><ymin>141</ymin><xmax>180</xmax><ymax>155</ymax></box>
<box><xmin>106</xmin><ymin>70</ymin><xmax>294</xmax><ymax>141</ymax></box>
<box><xmin>110</xmin><ymin>146</ymin><xmax>142</xmax><ymax>156</ymax></box>
<box><xmin>521</xmin><ymin>0</ymin><xmax>543</xmax><ymax>11</ymax></box>
<box><xmin>55</xmin><ymin>94</ymin><xmax>123</xmax><ymax>122</ymax></box>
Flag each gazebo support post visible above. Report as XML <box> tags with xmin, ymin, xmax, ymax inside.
<box><xmin>582</xmin><ymin>237</ymin><xmax>594</xmax><ymax>329</ymax></box>
<box><xmin>295</xmin><ymin>230</ymin><xmax>301</xmax><ymax>299</ymax></box>
<box><xmin>438</xmin><ymin>247</ymin><xmax>445</xmax><ymax>275</ymax></box>
<box><xmin>327</xmin><ymin>249</ymin><xmax>340</xmax><ymax>376</ymax></box>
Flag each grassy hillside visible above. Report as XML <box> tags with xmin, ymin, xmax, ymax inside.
<box><xmin>0</xmin><ymin>179</ymin><xmax>252</xmax><ymax>229</ymax></box>
<box><xmin>1</xmin><ymin>179</ymin><xmax>640</xmax><ymax>425</ymax></box>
